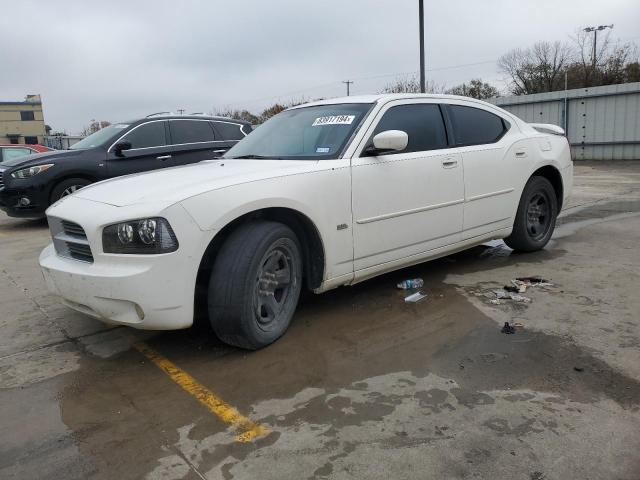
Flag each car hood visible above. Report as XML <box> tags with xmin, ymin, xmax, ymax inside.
<box><xmin>73</xmin><ymin>159</ymin><xmax>317</xmax><ymax>207</ymax></box>
<box><xmin>0</xmin><ymin>149</ymin><xmax>87</xmax><ymax>168</ymax></box>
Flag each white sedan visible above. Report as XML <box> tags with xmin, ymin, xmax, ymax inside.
<box><xmin>40</xmin><ymin>94</ymin><xmax>572</xmax><ymax>349</ymax></box>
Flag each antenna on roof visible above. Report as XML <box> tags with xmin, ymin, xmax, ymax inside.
<box><xmin>146</xmin><ymin>112</ymin><xmax>171</xmax><ymax>118</ymax></box>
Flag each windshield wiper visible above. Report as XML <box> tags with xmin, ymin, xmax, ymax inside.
<box><xmin>226</xmin><ymin>154</ymin><xmax>279</xmax><ymax>160</ymax></box>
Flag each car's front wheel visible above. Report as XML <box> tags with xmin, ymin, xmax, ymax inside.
<box><xmin>504</xmin><ymin>176</ymin><xmax>558</xmax><ymax>252</ymax></box>
<box><xmin>50</xmin><ymin>178</ymin><xmax>91</xmax><ymax>203</ymax></box>
<box><xmin>208</xmin><ymin>221</ymin><xmax>303</xmax><ymax>350</ymax></box>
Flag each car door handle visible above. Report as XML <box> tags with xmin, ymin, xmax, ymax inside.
<box><xmin>515</xmin><ymin>150</ymin><xmax>527</xmax><ymax>157</ymax></box>
<box><xmin>156</xmin><ymin>155</ymin><xmax>172</xmax><ymax>160</ymax></box>
<box><xmin>441</xmin><ymin>158</ymin><xmax>458</xmax><ymax>168</ymax></box>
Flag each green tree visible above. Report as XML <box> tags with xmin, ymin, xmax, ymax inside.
<box><xmin>446</xmin><ymin>79</ymin><xmax>499</xmax><ymax>99</ymax></box>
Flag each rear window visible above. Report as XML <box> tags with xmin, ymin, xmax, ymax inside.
<box><xmin>170</xmin><ymin>120</ymin><xmax>216</xmax><ymax>144</ymax></box>
<box><xmin>449</xmin><ymin>105</ymin><xmax>507</xmax><ymax>146</ymax></box>
<box><xmin>213</xmin><ymin>121</ymin><xmax>246</xmax><ymax>140</ymax></box>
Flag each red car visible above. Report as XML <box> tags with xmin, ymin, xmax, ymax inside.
<box><xmin>0</xmin><ymin>144</ymin><xmax>53</xmax><ymax>163</ymax></box>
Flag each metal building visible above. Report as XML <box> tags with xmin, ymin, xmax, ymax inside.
<box><xmin>487</xmin><ymin>82</ymin><xmax>640</xmax><ymax>160</ymax></box>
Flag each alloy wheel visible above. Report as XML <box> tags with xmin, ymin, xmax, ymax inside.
<box><xmin>526</xmin><ymin>191</ymin><xmax>551</xmax><ymax>240</ymax></box>
<box><xmin>253</xmin><ymin>245</ymin><xmax>295</xmax><ymax>329</ymax></box>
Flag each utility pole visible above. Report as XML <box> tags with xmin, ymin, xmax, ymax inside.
<box><xmin>342</xmin><ymin>80</ymin><xmax>353</xmax><ymax>96</ymax></box>
<box><xmin>583</xmin><ymin>24</ymin><xmax>613</xmax><ymax>72</ymax></box>
<box><xmin>177</xmin><ymin>108</ymin><xmax>185</xmax><ymax>115</ymax></box>
<box><xmin>419</xmin><ymin>0</ymin><xmax>426</xmax><ymax>93</ymax></box>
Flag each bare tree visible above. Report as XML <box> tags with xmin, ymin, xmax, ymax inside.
<box><xmin>213</xmin><ymin>107</ymin><xmax>260</xmax><ymax>125</ymax></box>
<box><xmin>571</xmin><ymin>28</ymin><xmax>614</xmax><ymax>86</ymax></box>
<box><xmin>446</xmin><ymin>79</ymin><xmax>499</xmax><ymax>99</ymax></box>
<box><xmin>81</xmin><ymin>120</ymin><xmax>111</xmax><ymax>137</ymax></box>
<box><xmin>380</xmin><ymin>75</ymin><xmax>444</xmax><ymax>94</ymax></box>
<box><xmin>499</xmin><ymin>41</ymin><xmax>572</xmax><ymax>95</ymax></box>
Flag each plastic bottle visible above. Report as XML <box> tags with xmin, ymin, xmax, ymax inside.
<box><xmin>396</xmin><ymin>278</ymin><xmax>424</xmax><ymax>289</ymax></box>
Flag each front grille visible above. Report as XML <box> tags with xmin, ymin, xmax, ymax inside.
<box><xmin>0</xmin><ymin>171</ymin><xmax>4</xmax><ymax>190</ymax></box>
<box><xmin>61</xmin><ymin>220</ymin><xmax>87</xmax><ymax>237</ymax></box>
<box><xmin>48</xmin><ymin>217</ymin><xmax>94</xmax><ymax>263</ymax></box>
<box><xmin>66</xmin><ymin>242</ymin><xmax>94</xmax><ymax>262</ymax></box>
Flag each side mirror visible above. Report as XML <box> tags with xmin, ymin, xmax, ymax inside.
<box><xmin>365</xmin><ymin>130</ymin><xmax>408</xmax><ymax>156</ymax></box>
<box><xmin>113</xmin><ymin>141</ymin><xmax>132</xmax><ymax>157</ymax></box>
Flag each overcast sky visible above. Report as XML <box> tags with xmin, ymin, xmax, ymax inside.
<box><xmin>1</xmin><ymin>0</ymin><xmax>638</xmax><ymax>134</ymax></box>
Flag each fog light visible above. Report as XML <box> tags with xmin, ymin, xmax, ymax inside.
<box><xmin>18</xmin><ymin>197</ymin><xmax>31</xmax><ymax>206</ymax></box>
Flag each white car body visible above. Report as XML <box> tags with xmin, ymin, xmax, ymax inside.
<box><xmin>40</xmin><ymin>94</ymin><xmax>572</xmax><ymax>330</ymax></box>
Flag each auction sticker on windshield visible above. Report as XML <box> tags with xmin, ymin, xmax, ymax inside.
<box><xmin>312</xmin><ymin>115</ymin><xmax>355</xmax><ymax>126</ymax></box>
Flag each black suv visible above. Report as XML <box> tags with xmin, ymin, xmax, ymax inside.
<box><xmin>0</xmin><ymin>114</ymin><xmax>252</xmax><ymax>218</ymax></box>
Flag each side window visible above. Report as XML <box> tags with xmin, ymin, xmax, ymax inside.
<box><xmin>2</xmin><ymin>148</ymin><xmax>33</xmax><ymax>162</ymax></box>
<box><xmin>449</xmin><ymin>105</ymin><xmax>506</xmax><ymax>146</ymax></box>
<box><xmin>169</xmin><ymin>120</ymin><xmax>216</xmax><ymax>144</ymax></box>
<box><xmin>213</xmin><ymin>121</ymin><xmax>245</xmax><ymax>140</ymax></box>
<box><xmin>123</xmin><ymin>122</ymin><xmax>167</xmax><ymax>149</ymax></box>
<box><xmin>370</xmin><ymin>104</ymin><xmax>448</xmax><ymax>154</ymax></box>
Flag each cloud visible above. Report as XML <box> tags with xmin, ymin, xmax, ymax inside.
<box><xmin>1</xmin><ymin>0</ymin><xmax>638</xmax><ymax>133</ymax></box>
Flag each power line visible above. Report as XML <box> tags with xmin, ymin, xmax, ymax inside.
<box><xmin>221</xmin><ymin>59</ymin><xmax>498</xmax><ymax>108</ymax></box>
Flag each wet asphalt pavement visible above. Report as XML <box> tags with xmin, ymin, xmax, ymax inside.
<box><xmin>1</xmin><ymin>162</ymin><xmax>639</xmax><ymax>480</ymax></box>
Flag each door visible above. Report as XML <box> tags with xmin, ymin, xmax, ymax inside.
<box><xmin>446</xmin><ymin>104</ymin><xmax>519</xmax><ymax>239</ymax></box>
<box><xmin>351</xmin><ymin>101</ymin><xmax>464</xmax><ymax>272</ymax></box>
<box><xmin>211</xmin><ymin>120</ymin><xmax>247</xmax><ymax>155</ymax></box>
<box><xmin>106</xmin><ymin>120</ymin><xmax>171</xmax><ymax>177</ymax></box>
<box><xmin>168</xmin><ymin>119</ymin><xmax>222</xmax><ymax>165</ymax></box>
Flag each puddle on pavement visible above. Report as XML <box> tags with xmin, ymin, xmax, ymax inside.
<box><xmin>56</xmin><ymin>239</ymin><xmax>640</xmax><ymax>479</ymax></box>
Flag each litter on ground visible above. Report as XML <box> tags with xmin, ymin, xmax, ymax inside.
<box><xmin>404</xmin><ymin>291</ymin><xmax>427</xmax><ymax>303</ymax></box>
<box><xmin>397</xmin><ymin>278</ymin><xmax>424</xmax><ymax>289</ymax></box>
<box><xmin>501</xmin><ymin>322</ymin><xmax>516</xmax><ymax>334</ymax></box>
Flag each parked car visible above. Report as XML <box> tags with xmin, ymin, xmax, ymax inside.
<box><xmin>0</xmin><ymin>144</ymin><xmax>53</xmax><ymax>163</ymax></box>
<box><xmin>0</xmin><ymin>115</ymin><xmax>251</xmax><ymax>218</ymax></box>
<box><xmin>40</xmin><ymin>94</ymin><xmax>572</xmax><ymax>349</ymax></box>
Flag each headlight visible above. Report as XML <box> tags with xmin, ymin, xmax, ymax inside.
<box><xmin>11</xmin><ymin>164</ymin><xmax>54</xmax><ymax>179</ymax></box>
<box><xmin>102</xmin><ymin>217</ymin><xmax>179</xmax><ymax>254</ymax></box>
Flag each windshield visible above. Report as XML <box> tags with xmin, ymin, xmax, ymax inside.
<box><xmin>225</xmin><ymin>103</ymin><xmax>373</xmax><ymax>160</ymax></box>
<box><xmin>69</xmin><ymin>124</ymin><xmax>130</xmax><ymax>150</ymax></box>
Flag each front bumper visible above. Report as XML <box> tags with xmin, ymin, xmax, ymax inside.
<box><xmin>40</xmin><ymin>244</ymin><xmax>193</xmax><ymax>329</ymax></box>
<box><xmin>38</xmin><ymin>198</ymin><xmax>209</xmax><ymax>330</ymax></box>
<box><xmin>0</xmin><ymin>186</ymin><xmax>48</xmax><ymax>218</ymax></box>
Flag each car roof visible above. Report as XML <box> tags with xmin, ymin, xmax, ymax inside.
<box><xmin>290</xmin><ymin>93</ymin><xmax>521</xmax><ymax>126</ymax></box>
<box><xmin>292</xmin><ymin>93</ymin><xmax>498</xmax><ymax>108</ymax></box>
<box><xmin>123</xmin><ymin>115</ymin><xmax>252</xmax><ymax>126</ymax></box>
<box><xmin>0</xmin><ymin>144</ymin><xmax>50</xmax><ymax>150</ymax></box>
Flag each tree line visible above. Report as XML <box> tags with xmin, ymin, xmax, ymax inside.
<box><xmin>221</xmin><ymin>31</ymin><xmax>639</xmax><ymax>124</ymax></box>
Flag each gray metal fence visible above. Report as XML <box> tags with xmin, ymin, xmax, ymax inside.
<box><xmin>487</xmin><ymin>82</ymin><xmax>640</xmax><ymax>160</ymax></box>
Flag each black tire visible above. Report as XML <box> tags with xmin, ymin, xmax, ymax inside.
<box><xmin>504</xmin><ymin>176</ymin><xmax>558</xmax><ymax>252</ymax></box>
<box><xmin>50</xmin><ymin>178</ymin><xmax>91</xmax><ymax>203</ymax></box>
<box><xmin>208</xmin><ymin>221</ymin><xmax>303</xmax><ymax>350</ymax></box>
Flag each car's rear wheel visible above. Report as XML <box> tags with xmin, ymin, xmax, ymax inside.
<box><xmin>50</xmin><ymin>178</ymin><xmax>91</xmax><ymax>203</ymax></box>
<box><xmin>208</xmin><ymin>221</ymin><xmax>303</xmax><ymax>350</ymax></box>
<box><xmin>504</xmin><ymin>176</ymin><xmax>558</xmax><ymax>252</ymax></box>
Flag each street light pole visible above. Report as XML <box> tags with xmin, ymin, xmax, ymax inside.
<box><xmin>583</xmin><ymin>24</ymin><xmax>613</xmax><ymax>72</ymax></box>
<box><xmin>419</xmin><ymin>0</ymin><xmax>426</xmax><ymax>93</ymax></box>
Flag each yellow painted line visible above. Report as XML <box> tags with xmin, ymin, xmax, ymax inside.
<box><xmin>133</xmin><ymin>341</ymin><xmax>268</xmax><ymax>443</ymax></box>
